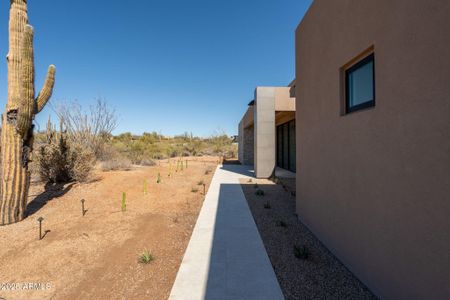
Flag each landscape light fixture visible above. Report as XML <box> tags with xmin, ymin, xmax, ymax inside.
<box><xmin>81</xmin><ymin>199</ymin><xmax>86</xmax><ymax>216</ymax></box>
<box><xmin>37</xmin><ymin>217</ymin><xmax>44</xmax><ymax>240</ymax></box>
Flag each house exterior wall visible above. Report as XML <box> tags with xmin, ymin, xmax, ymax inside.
<box><xmin>238</xmin><ymin>107</ymin><xmax>255</xmax><ymax>165</ymax></box>
<box><xmin>242</xmin><ymin>126</ymin><xmax>254</xmax><ymax>165</ymax></box>
<box><xmin>295</xmin><ymin>1</ymin><xmax>450</xmax><ymax>299</ymax></box>
<box><xmin>254</xmin><ymin>87</ymin><xmax>276</xmax><ymax>178</ymax></box>
<box><xmin>238</xmin><ymin>87</ymin><xmax>295</xmax><ymax>177</ymax></box>
<box><xmin>238</xmin><ymin>120</ymin><xmax>244</xmax><ymax>163</ymax></box>
<box><xmin>275</xmin><ymin>88</ymin><xmax>296</xmax><ymax>111</ymax></box>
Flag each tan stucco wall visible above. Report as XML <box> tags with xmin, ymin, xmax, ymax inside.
<box><xmin>295</xmin><ymin>1</ymin><xmax>450</xmax><ymax>299</ymax></box>
<box><xmin>275</xmin><ymin>87</ymin><xmax>296</xmax><ymax>112</ymax></box>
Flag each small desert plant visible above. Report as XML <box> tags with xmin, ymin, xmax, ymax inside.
<box><xmin>172</xmin><ymin>214</ymin><xmax>179</xmax><ymax>223</ymax></box>
<box><xmin>138</xmin><ymin>249</ymin><xmax>154</xmax><ymax>264</ymax></box>
<box><xmin>276</xmin><ymin>220</ymin><xmax>288</xmax><ymax>228</ymax></box>
<box><xmin>143</xmin><ymin>180</ymin><xmax>148</xmax><ymax>195</ymax></box>
<box><xmin>247</xmin><ymin>179</ymin><xmax>253</xmax><ymax>183</ymax></box>
<box><xmin>264</xmin><ymin>201</ymin><xmax>271</xmax><ymax>209</ymax></box>
<box><xmin>294</xmin><ymin>245</ymin><xmax>310</xmax><ymax>260</ymax></box>
<box><xmin>255</xmin><ymin>189</ymin><xmax>265</xmax><ymax>196</ymax></box>
<box><xmin>197</xmin><ymin>180</ymin><xmax>205</xmax><ymax>186</ymax></box>
<box><xmin>157</xmin><ymin>172</ymin><xmax>161</xmax><ymax>184</ymax></box>
<box><xmin>205</xmin><ymin>167</ymin><xmax>213</xmax><ymax>175</ymax></box>
<box><xmin>121</xmin><ymin>192</ymin><xmax>127</xmax><ymax>212</ymax></box>
<box><xmin>191</xmin><ymin>187</ymin><xmax>199</xmax><ymax>193</ymax></box>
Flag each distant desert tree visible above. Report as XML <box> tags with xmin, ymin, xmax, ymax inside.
<box><xmin>55</xmin><ymin>98</ymin><xmax>117</xmax><ymax>157</ymax></box>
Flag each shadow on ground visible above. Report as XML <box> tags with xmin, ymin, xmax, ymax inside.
<box><xmin>219</xmin><ymin>165</ymin><xmax>254</xmax><ymax>177</ymax></box>
<box><xmin>222</xmin><ymin>158</ymin><xmax>241</xmax><ymax>165</ymax></box>
<box><xmin>172</xmin><ymin>165</ymin><xmax>374</xmax><ymax>299</ymax></box>
<box><xmin>204</xmin><ymin>181</ymin><xmax>283</xmax><ymax>299</ymax></box>
<box><xmin>26</xmin><ymin>182</ymin><xmax>75</xmax><ymax>217</ymax></box>
<box><xmin>240</xmin><ymin>179</ymin><xmax>377</xmax><ymax>300</ymax></box>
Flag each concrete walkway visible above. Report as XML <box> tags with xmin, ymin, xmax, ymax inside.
<box><xmin>169</xmin><ymin>165</ymin><xmax>284</xmax><ymax>300</ymax></box>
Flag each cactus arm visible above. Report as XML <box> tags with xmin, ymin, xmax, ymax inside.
<box><xmin>16</xmin><ymin>25</ymin><xmax>35</xmax><ymax>136</ymax></box>
<box><xmin>35</xmin><ymin>65</ymin><xmax>56</xmax><ymax>114</ymax></box>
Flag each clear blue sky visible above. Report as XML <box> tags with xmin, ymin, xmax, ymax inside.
<box><xmin>0</xmin><ymin>0</ymin><xmax>312</xmax><ymax>136</ymax></box>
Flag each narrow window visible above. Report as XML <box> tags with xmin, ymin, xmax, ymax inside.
<box><xmin>345</xmin><ymin>53</ymin><xmax>375</xmax><ymax>113</ymax></box>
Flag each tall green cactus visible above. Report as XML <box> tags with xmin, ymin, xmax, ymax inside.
<box><xmin>0</xmin><ymin>0</ymin><xmax>56</xmax><ymax>225</ymax></box>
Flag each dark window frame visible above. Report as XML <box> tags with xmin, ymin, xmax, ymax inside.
<box><xmin>276</xmin><ymin>119</ymin><xmax>296</xmax><ymax>173</ymax></box>
<box><xmin>345</xmin><ymin>53</ymin><xmax>375</xmax><ymax>114</ymax></box>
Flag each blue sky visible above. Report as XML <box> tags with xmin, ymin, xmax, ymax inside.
<box><xmin>0</xmin><ymin>0</ymin><xmax>312</xmax><ymax>136</ymax></box>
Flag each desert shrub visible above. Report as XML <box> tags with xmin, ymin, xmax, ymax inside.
<box><xmin>276</xmin><ymin>220</ymin><xmax>288</xmax><ymax>228</ymax></box>
<box><xmin>255</xmin><ymin>189</ymin><xmax>265</xmax><ymax>196</ymax></box>
<box><xmin>55</xmin><ymin>98</ymin><xmax>117</xmax><ymax>158</ymax></box>
<box><xmin>70</xmin><ymin>144</ymin><xmax>96</xmax><ymax>182</ymax></box>
<box><xmin>36</xmin><ymin>118</ymin><xmax>95</xmax><ymax>183</ymax></box>
<box><xmin>99</xmin><ymin>157</ymin><xmax>132</xmax><ymax>171</ymax></box>
<box><xmin>139</xmin><ymin>159</ymin><xmax>156</xmax><ymax>166</ymax></box>
<box><xmin>97</xmin><ymin>143</ymin><xmax>132</xmax><ymax>171</ymax></box>
<box><xmin>106</xmin><ymin>129</ymin><xmax>237</xmax><ymax>162</ymax></box>
<box><xmin>37</xmin><ymin>136</ymin><xmax>72</xmax><ymax>183</ymax></box>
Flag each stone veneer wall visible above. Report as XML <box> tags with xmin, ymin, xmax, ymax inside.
<box><xmin>242</xmin><ymin>126</ymin><xmax>254</xmax><ymax>165</ymax></box>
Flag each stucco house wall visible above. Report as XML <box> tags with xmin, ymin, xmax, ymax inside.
<box><xmin>295</xmin><ymin>1</ymin><xmax>450</xmax><ymax>299</ymax></box>
<box><xmin>237</xmin><ymin>86</ymin><xmax>295</xmax><ymax>177</ymax></box>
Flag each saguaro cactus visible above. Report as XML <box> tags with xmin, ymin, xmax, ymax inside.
<box><xmin>0</xmin><ymin>0</ymin><xmax>56</xmax><ymax>225</ymax></box>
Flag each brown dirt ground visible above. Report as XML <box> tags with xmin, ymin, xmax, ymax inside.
<box><xmin>0</xmin><ymin>156</ymin><xmax>219</xmax><ymax>300</ymax></box>
<box><xmin>240</xmin><ymin>178</ymin><xmax>377</xmax><ymax>300</ymax></box>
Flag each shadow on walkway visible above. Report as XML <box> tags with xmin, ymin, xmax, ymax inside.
<box><xmin>219</xmin><ymin>164</ymin><xmax>255</xmax><ymax>177</ymax></box>
<box><xmin>204</xmin><ymin>182</ymin><xmax>283</xmax><ymax>299</ymax></box>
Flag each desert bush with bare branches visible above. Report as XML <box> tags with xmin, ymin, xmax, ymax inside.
<box><xmin>55</xmin><ymin>98</ymin><xmax>117</xmax><ymax>157</ymax></box>
<box><xmin>36</xmin><ymin>118</ymin><xmax>95</xmax><ymax>183</ymax></box>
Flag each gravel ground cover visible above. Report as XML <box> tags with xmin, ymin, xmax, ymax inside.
<box><xmin>240</xmin><ymin>178</ymin><xmax>378</xmax><ymax>300</ymax></box>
